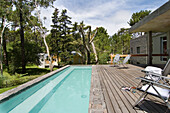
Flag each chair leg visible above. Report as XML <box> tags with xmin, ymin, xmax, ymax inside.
<box><xmin>133</xmin><ymin>85</ymin><xmax>151</xmax><ymax>108</ymax></box>
<box><xmin>136</xmin><ymin>82</ymin><xmax>142</xmax><ymax>89</ymax></box>
<box><xmin>133</xmin><ymin>92</ymin><xmax>148</xmax><ymax>108</ymax></box>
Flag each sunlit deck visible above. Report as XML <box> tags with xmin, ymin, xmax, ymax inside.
<box><xmin>89</xmin><ymin>64</ymin><xmax>169</xmax><ymax>113</ymax></box>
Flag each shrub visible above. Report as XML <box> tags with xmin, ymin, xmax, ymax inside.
<box><xmin>0</xmin><ymin>77</ymin><xmax>4</xmax><ymax>88</ymax></box>
<box><xmin>8</xmin><ymin>41</ymin><xmax>42</xmax><ymax>73</ymax></box>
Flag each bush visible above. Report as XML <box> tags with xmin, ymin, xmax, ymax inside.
<box><xmin>8</xmin><ymin>41</ymin><xmax>42</xmax><ymax>73</ymax></box>
<box><xmin>99</xmin><ymin>52</ymin><xmax>110</xmax><ymax>64</ymax></box>
<box><xmin>0</xmin><ymin>77</ymin><xmax>4</xmax><ymax>88</ymax></box>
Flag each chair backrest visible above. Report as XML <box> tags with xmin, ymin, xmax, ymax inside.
<box><xmin>113</xmin><ymin>54</ymin><xmax>120</xmax><ymax>63</ymax></box>
<box><xmin>123</xmin><ymin>55</ymin><xmax>131</xmax><ymax>64</ymax></box>
<box><xmin>162</xmin><ymin>59</ymin><xmax>170</xmax><ymax>76</ymax></box>
<box><xmin>145</xmin><ymin>66</ymin><xmax>162</xmax><ymax>75</ymax></box>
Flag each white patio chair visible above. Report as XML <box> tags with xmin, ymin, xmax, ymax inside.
<box><xmin>134</xmin><ymin>59</ymin><xmax>170</xmax><ymax>111</ymax></box>
<box><xmin>121</xmin><ymin>55</ymin><xmax>131</xmax><ymax>67</ymax></box>
<box><xmin>113</xmin><ymin>54</ymin><xmax>120</xmax><ymax>67</ymax></box>
<box><xmin>140</xmin><ymin>58</ymin><xmax>170</xmax><ymax>82</ymax></box>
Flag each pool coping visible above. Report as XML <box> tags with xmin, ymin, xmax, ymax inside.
<box><xmin>89</xmin><ymin>65</ymin><xmax>107</xmax><ymax>113</ymax></box>
<box><xmin>0</xmin><ymin>65</ymin><xmax>70</xmax><ymax>102</ymax></box>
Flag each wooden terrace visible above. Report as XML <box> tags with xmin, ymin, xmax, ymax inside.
<box><xmin>89</xmin><ymin>64</ymin><xmax>169</xmax><ymax>113</ymax></box>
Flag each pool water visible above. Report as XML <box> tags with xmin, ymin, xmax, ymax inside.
<box><xmin>0</xmin><ymin>66</ymin><xmax>92</xmax><ymax>113</ymax></box>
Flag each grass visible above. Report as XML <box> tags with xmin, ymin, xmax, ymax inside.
<box><xmin>0</xmin><ymin>65</ymin><xmax>58</xmax><ymax>94</ymax></box>
<box><xmin>0</xmin><ymin>85</ymin><xmax>19</xmax><ymax>94</ymax></box>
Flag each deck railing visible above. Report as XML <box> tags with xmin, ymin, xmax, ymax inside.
<box><xmin>110</xmin><ymin>54</ymin><xmax>168</xmax><ymax>64</ymax></box>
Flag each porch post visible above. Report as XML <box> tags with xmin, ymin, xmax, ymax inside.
<box><xmin>167</xmin><ymin>31</ymin><xmax>170</xmax><ymax>59</ymax></box>
<box><xmin>147</xmin><ymin>31</ymin><xmax>152</xmax><ymax>65</ymax></box>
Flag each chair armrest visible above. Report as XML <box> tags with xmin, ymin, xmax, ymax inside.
<box><xmin>141</xmin><ymin>70</ymin><xmax>170</xmax><ymax>79</ymax></box>
<box><xmin>136</xmin><ymin>77</ymin><xmax>170</xmax><ymax>89</ymax></box>
<box><xmin>141</xmin><ymin>70</ymin><xmax>170</xmax><ymax>80</ymax></box>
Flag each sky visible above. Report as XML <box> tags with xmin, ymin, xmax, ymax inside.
<box><xmin>40</xmin><ymin>0</ymin><xmax>168</xmax><ymax>36</ymax></box>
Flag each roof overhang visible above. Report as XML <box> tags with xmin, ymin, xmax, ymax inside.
<box><xmin>129</xmin><ymin>1</ymin><xmax>170</xmax><ymax>33</ymax></box>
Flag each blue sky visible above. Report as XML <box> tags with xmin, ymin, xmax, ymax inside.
<box><xmin>40</xmin><ymin>0</ymin><xmax>168</xmax><ymax>35</ymax></box>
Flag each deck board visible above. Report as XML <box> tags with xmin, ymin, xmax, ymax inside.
<box><xmin>90</xmin><ymin>65</ymin><xmax>169</xmax><ymax>113</ymax></box>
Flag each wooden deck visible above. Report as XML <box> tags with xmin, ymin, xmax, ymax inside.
<box><xmin>89</xmin><ymin>65</ymin><xmax>169</xmax><ymax>113</ymax></box>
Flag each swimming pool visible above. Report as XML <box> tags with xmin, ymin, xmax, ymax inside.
<box><xmin>0</xmin><ymin>66</ymin><xmax>92</xmax><ymax>113</ymax></box>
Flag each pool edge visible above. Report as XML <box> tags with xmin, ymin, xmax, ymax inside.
<box><xmin>0</xmin><ymin>65</ymin><xmax>70</xmax><ymax>102</ymax></box>
<box><xmin>88</xmin><ymin>65</ymin><xmax>107</xmax><ymax>113</ymax></box>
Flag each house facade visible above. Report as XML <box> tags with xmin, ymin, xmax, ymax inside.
<box><xmin>129</xmin><ymin>1</ymin><xmax>170</xmax><ymax>65</ymax></box>
<box><xmin>130</xmin><ymin>32</ymin><xmax>169</xmax><ymax>64</ymax></box>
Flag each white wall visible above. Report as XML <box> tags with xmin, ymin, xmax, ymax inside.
<box><xmin>152</xmin><ymin>33</ymin><xmax>168</xmax><ymax>64</ymax></box>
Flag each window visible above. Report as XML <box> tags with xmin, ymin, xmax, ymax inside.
<box><xmin>160</xmin><ymin>36</ymin><xmax>167</xmax><ymax>61</ymax></box>
<box><xmin>137</xmin><ymin>47</ymin><xmax>140</xmax><ymax>54</ymax></box>
<box><xmin>131</xmin><ymin>48</ymin><xmax>133</xmax><ymax>54</ymax></box>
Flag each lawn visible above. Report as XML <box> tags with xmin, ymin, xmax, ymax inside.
<box><xmin>0</xmin><ymin>65</ymin><xmax>58</xmax><ymax>94</ymax></box>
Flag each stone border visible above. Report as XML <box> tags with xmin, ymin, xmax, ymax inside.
<box><xmin>89</xmin><ymin>65</ymin><xmax>107</xmax><ymax>113</ymax></box>
<box><xmin>0</xmin><ymin>65</ymin><xmax>70</xmax><ymax>102</ymax></box>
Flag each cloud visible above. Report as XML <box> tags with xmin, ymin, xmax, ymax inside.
<box><xmin>40</xmin><ymin>0</ymin><xmax>169</xmax><ymax>36</ymax></box>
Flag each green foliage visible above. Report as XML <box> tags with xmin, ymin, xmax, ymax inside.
<box><xmin>95</xmin><ymin>27</ymin><xmax>110</xmax><ymax>51</ymax></box>
<box><xmin>98</xmin><ymin>52</ymin><xmax>110</xmax><ymax>64</ymax></box>
<box><xmin>49</xmin><ymin>8</ymin><xmax>73</xmax><ymax>65</ymax></box>
<box><xmin>0</xmin><ymin>65</ymin><xmax>58</xmax><ymax>93</ymax></box>
<box><xmin>110</xmin><ymin>28</ymin><xmax>131</xmax><ymax>55</ymax></box>
<box><xmin>0</xmin><ymin>77</ymin><xmax>4</xmax><ymax>88</ymax></box>
<box><xmin>0</xmin><ymin>0</ymin><xmax>12</xmax><ymax>20</ymax></box>
<box><xmin>128</xmin><ymin>10</ymin><xmax>151</xmax><ymax>26</ymax></box>
<box><xmin>93</xmin><ymin>27</ymin><xmax>110</xmax><ymax>63</ymax></box>
<box><xmin>8</xmin><ymin>41</ymin><xmax>42</xmax><ymax>73</ymax></box>
<box><xmin>71</xmin><ymin>22</ymin><xmax>86</xmax><ymax>63</ymax></box>
<box><xmin>0</xmin><ymin>86</ymin><xmax>19</xmax><ymax>94</ymax></box>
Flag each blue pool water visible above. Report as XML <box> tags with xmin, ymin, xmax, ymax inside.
<box><xmin>0</xmin><ymin>66</ymin><xmax>92</xmax><ymax>113</ymax></box>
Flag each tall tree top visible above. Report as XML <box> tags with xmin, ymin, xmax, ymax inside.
<box><xmin>128</xmin><ymin>10</ymin><xmax>151</xmax><ymax>26</ymax></box>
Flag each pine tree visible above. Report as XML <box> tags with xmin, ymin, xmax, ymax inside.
<box><xmin>51</xmin><ymin>8</ymin><xmax>61</xmax><ymax>66</ymax></box>
<box><xmin>59</xmin><ymin>9</ymin><xmax>72</xmax><ymax>64</ymax></box>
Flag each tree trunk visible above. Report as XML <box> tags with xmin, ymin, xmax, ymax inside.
<box><xmin>0</xmin><ymin>16</ymin><xmax>6</xmax><ymax>77</ymax></box>
<box><xmin>3</xmin><ymin>30</ymin><xmax>9</xmax><ymax>71</ymax></box>
<box><xmin>82</xmin><ymin>50</ymin><xmax>86</xmax><ymax>64</ymax></box>
<box><xmin>56</xmin><ymin>42</ymin><xmax>60</xmax><ymax>67</ymax></box>
<box><xmin>87</xmin><ymin>27</ymin><xmax>91</xmax><ymax>64</ymax></box>
<box><xmin>57</xmin><ymin>53</ymin><xmax>60</xmax><ymax>67</ymax></box>
<box><xmin>90</xmin><ymin>28</ymin><xmax>98</xmax><ymax>64</ymax></box>
<box><xmin>43</xmin><ymin>35</ymin><xmax>53</xmax><ymax>71</ymax></box>
<box><xmin>81</xmin><ymin>28</ymin><xmax>90</xmax><ymax>64</ymax></box>
<box><xmin>35</xmin><ymin>0</ymin><xmax>53</xmax><ymax>71</ymax></box>
<box><xmin>19</xmin><ymin>3</ymin><xmax>26</xmax><ymax>73</ymax></box>
<box><xmin>91</xmin><ymin>42</ymin><xmax>98</xmax><ymax>64</ymax></box>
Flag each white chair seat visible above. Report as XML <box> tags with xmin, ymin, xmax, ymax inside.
<box><xmin>141</xmin><ymin>84</ymin><xmax>170</xmax><ymax>100</ymax></box>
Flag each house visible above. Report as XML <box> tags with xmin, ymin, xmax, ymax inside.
<box><xmin>38</xmin><ymin>53</ymin><xmax>60</xmax><ymax>68</ymax></box>
<box><xmin>71</xmin><ymin>51</ymin><xmax>83</xmax><ymax>64</ymax></box>
<box><xmin>129</xmin><ymin>1</ymin><xmax>170</xmax><ymax>65</ymax></box>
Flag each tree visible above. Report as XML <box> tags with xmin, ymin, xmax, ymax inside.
<box><xmin>79</xmin><ymin>23</ymin><xmax>91</xmax><ymax>64</ymax></box>
<box><xmin>10</xmin><ymin>0</ymin><xmax>56</xmax><ymax>73</ymax></box>
<box><xmin>50</xmin><ymin>8</ymin><xmax>61</xmax><ymax>66</ymax></box>
<box><xmin>93</xmin><ymin>27</ymin><xmax>110</xmax><ymax>63</ymax></box>
<box><xmin>110</xmin><ymin>28</ymin><xmax>131</xmax><ymax>55</ymax></box>
<box><xmin>118</xmin><ymin>28</ymin><xmax>131</xmax><ymax>54</ymax></box>
<box><xmin>128</xmin><ymin>10</ymin><xmax>151</xmax><ymax>26</ymax></box>
<box><xmin>59</xmin><ymin>9</ymin><xmax>72</xmax><ymax>64</ymax></box>
<box><xmin>8</xmin><ymin>41</ymin><xmax>42</xmax><ymax>73</ymax></box>
<box><xmin>72</xmin><ymin>22</ymin><xmax>86</xmax><ymax>64</ymax></box>
<box><xmin>89</xmin><ymin>28</ymin><xmax>98</xmax><ymax>64</ymax></box>
<box><xmin>0</xmin><ymin>0</ymin><xmax>12</xmax><ymax>76</ymax></box>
